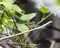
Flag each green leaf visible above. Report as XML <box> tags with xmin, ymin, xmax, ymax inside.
<box><xmin>10</xmin><ymin>10</ymin><xmax>15</xmax><ymax>15</ymax></box>
<box><xmin>3</xmin><ymin>3</ymin><xmax>13</xmax><ymax>10</ymax></box>
<box><xmin>0</xmin><ymin>2</ymin><xmax>13</xmax><ymax>10</ymax></box>
<box><xmin>1</xmin><ymin>17</ymin><xmax>8</xmax><ymax>25</ymax></box>
<box><xmin>20</xmin><ymin>13</ymin><xmax>37</xmax><ymax>21</ymax></box>
<box><xmin>7</xmin><ymin>20</ymin><xmax>14</xmax><ymax>29</ymax></box>
<box><xmin>16</xmin><ymin>23</ymin><xmax>29</xmax><ymax>32</ymax></box>
<box><xmin>0</xmin><ymin>0</ymin><xmax>14</xmax><ymax>10</ymax></box>
<box><xmin>55</xmin><ymin>0</ymin><xmax>60</xmax><ymax>6</ymax></box>
<box><xmin>38</xmin><ymin>6</ymin><xmax>49</xmax><ymax>13</ymax></box>
<box><xmin>4</xmin><ymin>12</ymin><xmax>10</xmax><ymax>19</ymax></box>
<box><xmin>2</xmin><ymin>0</ymin><xmax>14</xmax><ymax>3</ymax></box>
<box><xmin>13</xmin><ymin>4</ymin><xmax>24</xmax><ymax>14</ymax></box>
<box><xmin>0</xmin><ymin>25</ymin><xmax>4</xmax><ymax>32</ymax></box>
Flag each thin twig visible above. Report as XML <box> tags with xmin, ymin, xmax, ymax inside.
<box><xmin>50</xmin><ymin>40</ymin><xmax>56</xmax><ymax>48</ymax></box>
<box><xmin>0</xmin><ymin>21</ymin><xmax>53</xmax><ymax>40</ymax></box>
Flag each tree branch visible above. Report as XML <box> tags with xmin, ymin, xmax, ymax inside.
<box><xmin>0</xmin><ymin>21</ymin><xmax>53</xmax><ymax>40</ymax></box>
<box><xmin>50</xmin><ymin>40</ymin><xmax>56</xmax><ymax>48</ymax></box>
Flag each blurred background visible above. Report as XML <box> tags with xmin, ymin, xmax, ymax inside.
<box><xmin>15</xmin><ymin>0</ymin><xmax>60</xmax><ymax>48</ymax></box>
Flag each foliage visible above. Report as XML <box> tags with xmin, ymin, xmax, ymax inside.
<box><xmin>0</xmin><ymin>0</ymin><xmax>36</xmax><ymax>32</ymax></box>
<box><xmin>55</xmin><ymin>0</ymin><xmax>60</xmax><ymax>5</ymax></box>
<box><xmin>20</xmin><ymin>13</ymin><xmax>37</xmax><ymax>22</ymax></box>
<box><xmin>16</xmin><ymin>23</ymin><xmax>29</xmax><ymax>32</ymax></box>
<box><xmin>38</xmin><ymin>6</ymin><xmax>49</xmax><ymax>13</ymax></box>
<box><xmin>0</xmin><ymin>0</ymin><xmax>37</xmax><ymax>48</ymax></box>
<box><xmin>7</xmin><ymin>20</ymin><xmax>14</xmax><ymax>29</ymax></box>
<box><xmin>0</xmin><ymin>0</ymin><xmax>56</xmax><ymax>48</ymax></box>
